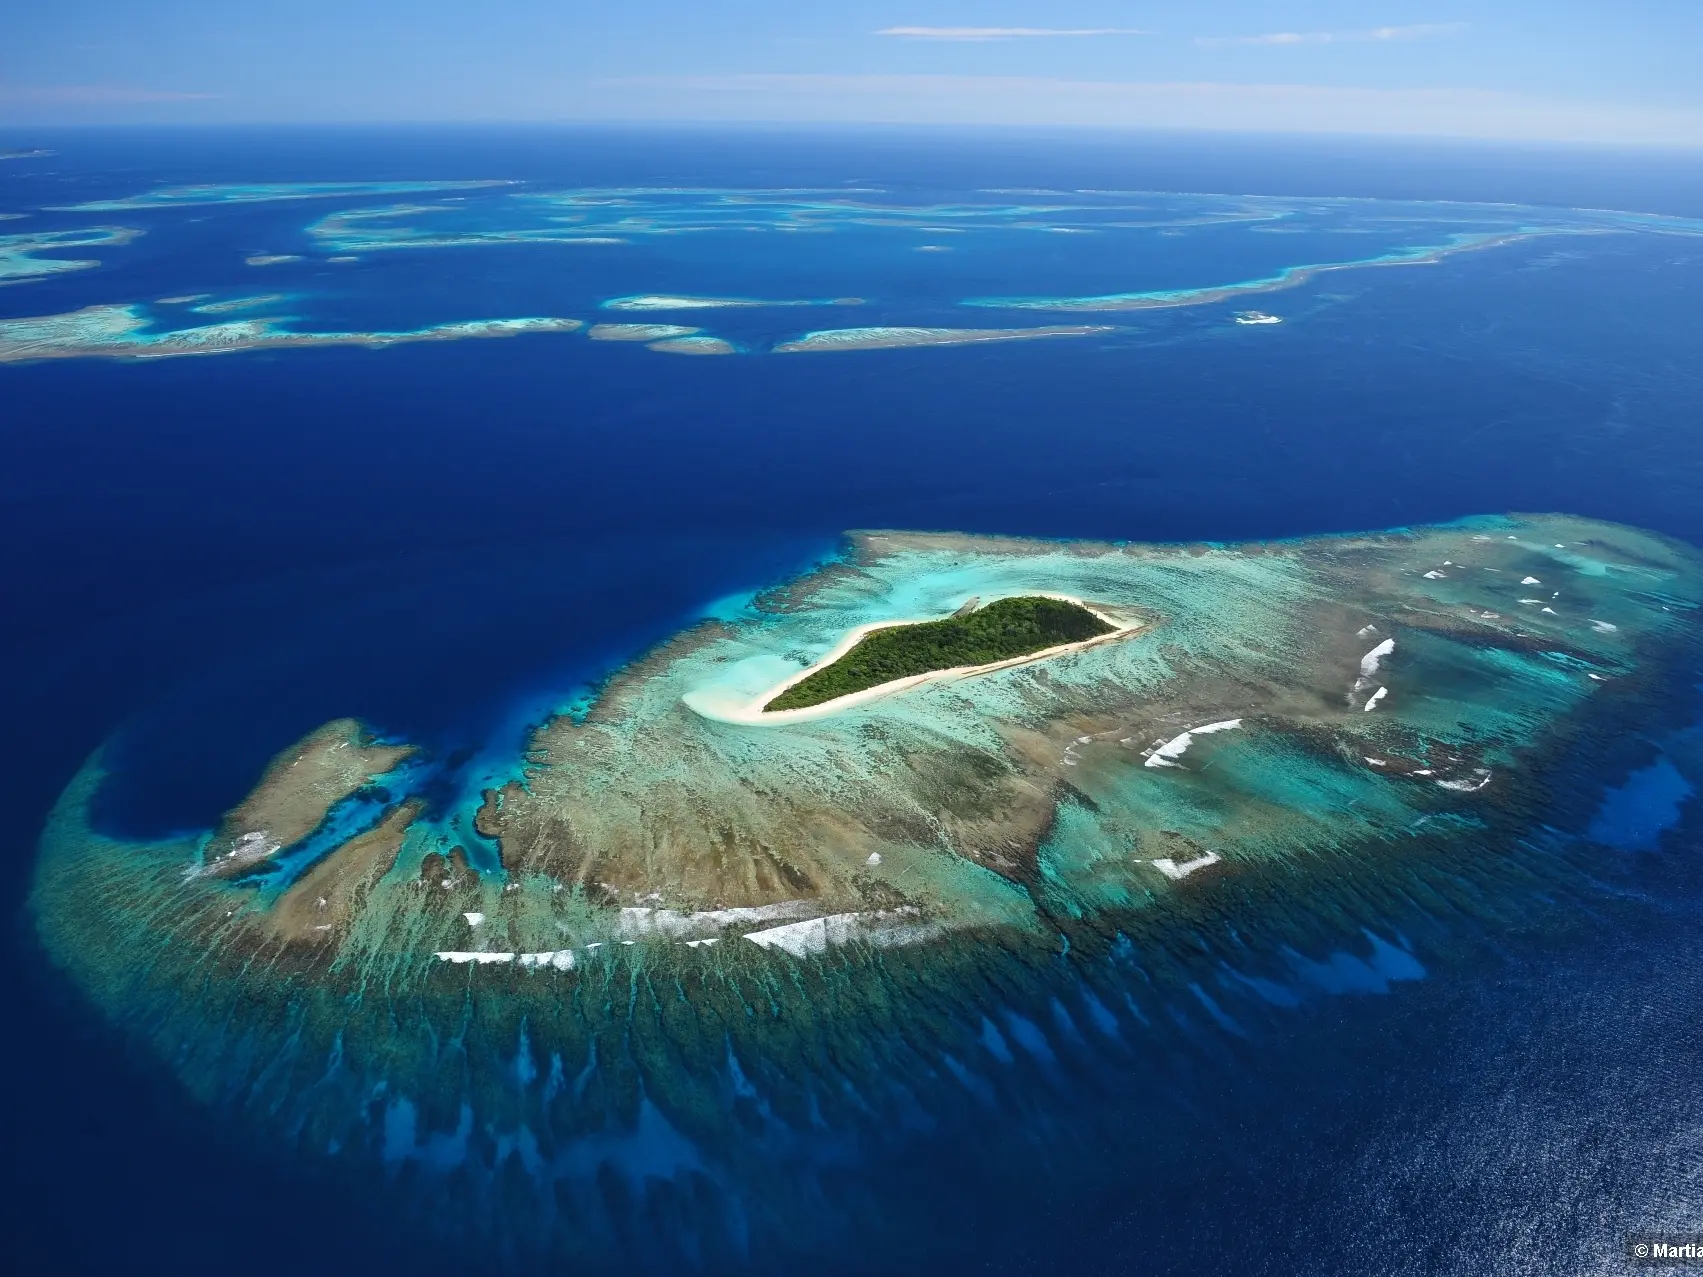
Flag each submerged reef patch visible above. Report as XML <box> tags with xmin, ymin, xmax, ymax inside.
<box><xmin>54</xmin><ymin>179</ymin><xmax>512</xmax><ymax>212</ymax></box>
<box><xmin>31</xmin><ymin>514</ymin><xmax>1703</xmax><ymax>1273</ymax></box>
<box><xmin>188</xmin><ymin>294</ymin><xmax>290</xmax><ymax>315</ymax></box>
<box><xmin>0</xmin><ymin>304</ymin><xmax>582</xmax><ymax>363</ymax></box>
<box><xmin>0</xmin><ymin>226</ymin><xmax>140</xmax><ymax>283</ymax></box>
<box><xmin>306</xmin><ymin>187</ymin><xmax>1680</xmax><ymax>267</ymax></box>
<box><xmin>964</xmin><ymin>230</ymin><xmax>1573</xmax><ymax>312</ymax></box>
<box><xmin>306</xmin><ymin>187</ymin><xmax>1289</xmax><ymax>254</ymax></box>
<box><xmin>75</xmin><ymin>187</ymin><xmax>1687</xmax><ymax>370</ymax></box>
<box><xmin>199</xmin><ymin>719</ymin><xmax>415</xmax><ymax>879</ymax></box>
<box><xmin>308</xmin><ymin>200</ymin><xmax>631</xmax><ymax>252</ymax></box>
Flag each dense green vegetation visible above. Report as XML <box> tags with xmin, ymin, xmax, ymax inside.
<box><xmin>765</xmin><ymin>595</ymin><xmax>1114</xmax><ymax>711</ymax></box>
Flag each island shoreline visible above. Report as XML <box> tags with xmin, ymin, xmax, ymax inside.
<box><xmin>684</xmin><ymin>593</ymin><xmax>1145</xmax><ymax>725</ymax></box>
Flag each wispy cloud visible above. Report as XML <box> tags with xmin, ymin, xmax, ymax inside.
<box><xmin>876</xmin><ymin>27</ymin><xmax>1152</xmax><ymax>42</ymax></box>
<box><xmin>0</xmin><ymin>84</ymin><xmax>220</xmax><ymax>104</ymax></box>
<box><xmin>1197</xmin><ymin>22</ymin><xmax>1466</xmax><ymax>48</ymax></box>
<box><xmin>596</xmin><ymin>73</ymin><xmax>1703</xmax><ymax>146</ymax></box>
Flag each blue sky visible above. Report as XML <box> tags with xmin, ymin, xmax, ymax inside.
<box><xmin>4</xmin><ymin>2</ymin><xmax>1701</xmax><ymax>144</ymax></box>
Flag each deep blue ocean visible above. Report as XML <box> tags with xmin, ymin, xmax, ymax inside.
<box><xmin>3</xmin><ymin>127</ymin><xmax>1700</xmax><ymax>1275</ymax></box>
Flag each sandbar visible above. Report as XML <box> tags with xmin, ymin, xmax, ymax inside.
<box><xmin>0</xmin><ymin>304</ymin><xmax>584</xmax><ymax>364</ymax></box>
<box><xmin>603</xmin><ymin>295</ymin><xmax>863</xmax><ymax>310</ymax></box>
<box><xmin>647</xmin><ymin>335</ymin><xmax>736</xmax><ymax>355</ymax></box>
<box><xmin>588</xmin><ymin>323</ymin><xmax>700</xmax><ymax>341</ymax></box>
<box><xmin>773</xmin><ymin>325</ymin><xmax>1116</xmax><ymax>353</ymax></box>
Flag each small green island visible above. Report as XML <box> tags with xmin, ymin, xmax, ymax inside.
<box><xmin>765</xmin><ymin>594</ymin><xmax>1114</xmax><ymax>712</ymax></box>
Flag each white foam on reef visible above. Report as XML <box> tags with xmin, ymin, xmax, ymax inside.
<box><xmin>462</xmin><ymin>911</ymin><xmax>484</xmax><ymax>927</ymax></box>
<box><xmin>691</xmin><ymin>900</ymin><xmax>817</xmax><ymax>926</ymax></box>
<box><xmin>1359</xmin><ymin>639</ymin><xmax>1396</xmax><ymax>678</ymax></box>
<box><xmin>1591</xmin><ymin>619</ymin><xmax>1619</xmax><ymax>632</ymax></box>
<box><xmin>1144</xmin><ymin>719</ymin><xmax>1243</xmax><ymax>768</ymax></box>
<box><xmin>742</xmin><ymin>917</ymin><xmax>840</xmax><ymax>957</ymax></box>
<box><xmin>437</xmin><ymin>950</ymin><xmax>587</xmax><ymax>968</ymax></box>
<box><xmin>229</xmin><ymin>829</ymin><xmax>279</xmax><ymax>860</ymax></box>
<box><xmin>1437</xmin><ymin>770</ymin><xmax>1494</xmax><ymax>793</ymax></box>
<box><xmin>1364</xmin><ymin>687</ymin><xmax>1388</xmax><ymax>711</ymax></box>
<box><xmin>1522</xmin><ymin>576</ymin><xmax>1542</xmax><ymax>585</ymax></box>
<box><xmin>743</xmin><ymin>909</ymin><xmax>941</xmax><ymax>957</ymax></box>
<box><xmin>1350</xmin><ymin>638</ymin><xmax>1396</xmax><ymax>704</ymax></box>
<box><xmin>517</xmin><ymin>950</ymin><xmax>576</xmax><ymax>970</ymax></box>
<box><xmin>616</xmin><ymin>900</ymin><xmax>816</xmax><ymax>940</ymax></box>
<box><xmin>1151</xmin><ymin>851</ymin><xmax>1221</xmax><ymax>879</ymax></box>
<box><xmin>686</xmin><ymin>594</ymin><xmax>1143</xmax><ymax>725</ymax></box>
